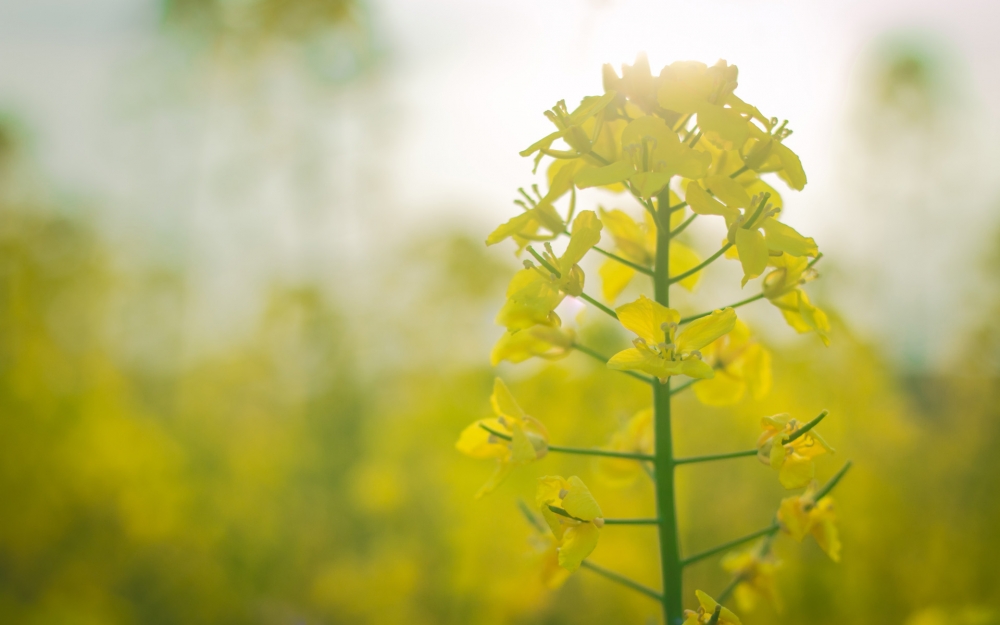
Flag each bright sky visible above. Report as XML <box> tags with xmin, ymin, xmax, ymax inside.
<box><xmin>1</xmin><ymin>0</ymin><xmax>999</xmax><ymax>370</ymax></box>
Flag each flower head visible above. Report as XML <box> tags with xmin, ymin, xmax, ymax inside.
<box><xmin>595</xmin><ymin>408</ymin><xmax>653</xmax><ymax>485</ymax></box>
<box><xmin>777</xmin><ymin>482</ymin><xmax>841</xmax><ymax>561</ymax></box>
<box><xmin>608</xmin><ymin>295</ymin><xmax>736</xmax><ymax>382</ymax></box>
<box><xmin>682</xmin><ymin>590</ymin><xmax>742</xmax><ymax>625</ymax></box>
<box><xmin>757</xmin><ymin>413</ymin><xmax>834</xmax><ymax>489</ymax></box>
<box><xmin>721</xmin><ymin>547</ymin><xmax>781</xmax><ymax>613</ymax></box>
<box><xmin>455</xmin><ymin>378</ymin><xmax>549</xmax><ymax>498</ymax></box>
<box><xmin>495</xmin><ymin>211</ymin><xmax>603</xmax><ymax>331</ymax></box>
<box><xmin>693</xmin><ymin>320</ymin><xmax>771</xmax><ymax>406</ymax></box>
<box><xmin>536</xmin><ymin>475</ymin><xmax>604</xmax><ymax>572</ymax></box>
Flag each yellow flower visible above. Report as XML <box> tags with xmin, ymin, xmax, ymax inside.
<box><xmin>536</xmin><ymin>475</ymin><xmax>604</xmax><ymax>572</ymax></box>
<box><xmin>486</xmin><ymin>163</ymin><xmax>577</xmax><ymax>248</ymax></box>
<box><xmin>757</xmin><ymin>414</ymin><xmax>834</xmax><ymax>489</ymax></box>
<box><xmin>684</xmin><ymin>177</ymin><xmax>818</xmax><ymax>286</ymax></box>
<box><xmin>598</xmin><ymin>206</ymin><xmax>701</xmax><ymax>304</ymax></box>
<box><xmin>495</xmin><ymin>211</ymin><xmax>602</xmax><ymax>331</ymax></box>
<box><xmin>594</xmin><ymin>408</ymin><xmax>652</xmax><ymax>485</ymax></box>
<box><xmin>491</xmin><ymin>323</ymin><xmax>574</xmax><ymax>366</ymax></box>
<box><xmin>693</xmin><ymin>320</ymin><xmax>771</xmax><ymax>406</ymax></box>
<box><xmin>721</xmin><ymin>548</ymin><xmax>781</xmax><ymax>613</ymax></box>
<box><xmin>762</xmin><ymin>254</ymin><xmax>830</xmax><ymax>345</ymax></box>
<box><xmin>455</xmin><ymin>379</ymin><xmax>549</xmax><ymax>498</ymax></box>
<box><xmin>742</xmin><ymin>122</ymin><xmax>807</xmax><ymax>191</ymax></box>
<box><xmin>520</xmin><ymin>92</ymin><xmax>619</xmax><ymax>165</ymax></box>
<box><xmin>777</xmin><ymin>483</ymin><xmax>841</xmax><ymax>561</ymax></box>
<box><xmin>682</xmin><ymin>590</ymin><xmax>742</xmax><ymax>625</ymax></box>
<box><xmin>607</xmin><ymin>295</ymin><xmax>736</xmax><ymax>382</ymax></box>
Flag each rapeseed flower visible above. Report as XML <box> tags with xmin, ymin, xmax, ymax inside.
<box><xmin>490</xmin><ymin>324</ymin><xmax>574</xmax><ymax>365</ymax></box>
<box><xmin>777</xmin><ymin>483</ymin><xmax>841</xmax><ymax>561</ymax></box>
<box><xmin>683</xmin><ymin>590</ymin><xmax>742</xmax><ymax>625</ymax></box>
<box><xmin>757</xmin><ymin>414</ymin><xmax>834</xmax><ymax>489</ymax></box>
<box><xmin>694</xmin><ymin>320</ymin><xmax>772</xmax><ymax>406</ymax></box>
<box><xmin>608</xmin><ymin>295</ymin><xmax>736</xmax><ymax>382</ymax></box>
<box><xmin>455</xmin><ymin>379</ymin><xmax>549</xmax><ymax>498</ymax></box>
<box><xmin>721</xmin><ymin>547</ymin><xmax>780</xmax><ymax>612</ymax></box>
<box><xmin>762</xmin><ymin>254</ymin><xmax>830</xmax><ymax>345</ymax></box>
<box><xmin>537</xmin><ymin>475</ymin><xmax>604</xmax><ymax>572</ymax></box>
<box><xmin>594</xmin><ymin>408</ymin><xmax>653</xmax><ymax>485</ymax></box>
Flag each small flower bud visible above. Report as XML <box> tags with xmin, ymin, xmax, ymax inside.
<box><xmin>592</xmin><ymin>517</ymin><xmax>605</xmax><ymax>528</ymax></box>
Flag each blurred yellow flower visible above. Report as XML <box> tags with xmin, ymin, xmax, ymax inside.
<box><xmin>684</xmin><ymin>177</ymin><xmax>817</xmax><ymax>286</ymax></box>
<box><xmin>490</xmin><ymin>324</ymin><xmax>574</xmax><ymax>366</ymax></box>
<box><xmin>683</xmin><ymin>590</ymin><xmax>742</xmax><ymax>625</ymax></box>
<box><xmin>693</xmin><ymin>320</ymin><xmax>771</xmax><ymax>406</ymax></box>
<box><xmin>757</xmin><ymin>414</ymin><xmax>833</xmax><ymax>489</ymax></box>
<box><xmin>721</xmin><ymin>547</ymin><xmax>780</xmax><ymax>613</ymax></box>
<box><xmin>595</xmin><ymin>408</ymin><xmax>653</xmax><ymax>485</ymax></box>
<box><xmin>608</xmin><ymin>295</ymin><xmax>736</xmax><ymax>382</ymax></box>
<box><xmin>495</xmin><ymin>211</ymin><xmax>602</xmax><ymax>331</ymax></box>
<box><xmin>537</xmin><ymin>475</ymin><xmax>604</xmax><ymax>572</ymax></box>
<box><xmin>763</xmin><ymin>254</ymin><xmax>831</xmax><ymax>345</ymax></box>
<box><xmin>455</xmin><ymin>378</ymin><xmax>549</xmax><ymax>498</ymax></box>
<box><xmin>598</xmin><ymin>206</ymin><xmax>700</xmax><ymax>303</ymax></box>
<box><xmin>777</xmin><ymin>483</ymin><xmax>841</xmax><ymax>562</ymax></box>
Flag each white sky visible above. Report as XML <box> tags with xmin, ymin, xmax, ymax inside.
<box><xmin>1</xmin><ymin>0</ymin><xmax>999</xmax><ymax>370</ymax></box>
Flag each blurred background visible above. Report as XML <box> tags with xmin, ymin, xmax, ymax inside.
<box><xmin>1</xmin><ymin>0</ymin><xmax>999</xmax><ymax>623</ymax></box>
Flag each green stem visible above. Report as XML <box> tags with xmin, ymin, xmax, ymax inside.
<box><xmin>674</xmin><ymin>449</ymin><xmax>758</xmax><ymax>465</ymax></box>
<box><xmin>680</xmin><ymin>524</ymin><xmax>780</xmax><ymax>567</ymax></box>
<box><xmin>579</xmin><ymin>292</ymin><xmax>619</xmax><ymax>320</ymax></box>
<box><xmin>679</xmin><ymin>293</ymin><xmax>765</xmax><ymax>325</ymax></box>
<box><xmin>592</xmin><ymin>245</ymin><xmax>654</xmax><ymax>276</ymax></box>
<box><xmin>813</xmin><ymin>460</ymin><xmax>853</xmax><ymax>500</ymax></box>
<box><xmin>581</xmin><ymin>561</ymin><xmax>663</xmax><ymax>602</ymax></box>
<box><xmin>653</xmin><ymin>191</ymin><xmax>684</xmax><ymax>625</ymax></box>
<box><xmin>478</xmin><ymin>424</ymin><xmax>655</xmax><ymax>461</ymax></box>
<box><xmin>785</xmin><ymin>410</ymin><xmax>829</xmax><ymax>444</ymax></box>
<box><xmin>669</xmin><ymin>213</ymin><xmax>698</xmax><ymax>239</ymax></box>
<box><xmin>669</xmin><ymin>243</ymin><xmax>733</xmax><ymax>285</ymax></box>
<box><xmin>603</xmin><ymin>518</ymin><xmax>660</xmax><ymax>525</ymax></box>
<box><xmin>572</xmin><ymin>343</ymin><xmax>655</xmax><ymax>385</ymax></box>
<box><xmin>669</xmin><ymin>378</ymin><xmax>698</xmax><ymax>396</ymax></box>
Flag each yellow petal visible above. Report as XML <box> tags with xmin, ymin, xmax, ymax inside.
<box><xmin>615</xmin><ymin>294</ymin><xmax>679</xmax><ymax>343</ymax></box>
<box><xmin>475</xmin><ymin>462</ymin><xmax>514</xmax><ymax>499</ymax></box>
<box><xmin>735</xmin><ymin>227</ymin><xmax>768</xmax><ymax>286</ymax></box>
<box><xmin>562</xmin><ymin>476</ymin><xmax>603</xmax><ymax>521</ymax></box>
<box><xmin>575</xmin><ymin>161</ymin><xmax>636</xmax><ymax>189</ymax></box>
<box><xmin>510</xmin><ymin>423</ymin><xmax>538</xmax><ymax>463</ymax></box>
<box><xmin>696</xmin><ymin>103</ymin><xmax>749</xmax><ymax>149</ymax></box>
<box><xmin>490</xmin><ymin>378</ymin><xmax>525</xmax><ymax>420</ymax></box>
<box><xmin>599</xmin><ymin>258</ymin><xmax>636</xmax><ymax>304</ymax></box>
<box><xmin>537</xmin><ymin>476</ymin><xmax>571</xmax><ymax>507</ymax></box>
<box><xmin>742</xmin><ymin>344</ymin><xmax>772</xmax><ymax>400</ymax></box>
<box><xmin>558</xmin><ymin>522</ymin><xmax>600</xmax><ymax>572</ymax></box>
<box><xmin>679</xmin><ymin>357</ymin><xmax>715</xmax><ymax>379</ymax></box>
<box><xmin>778</xmin><ymin>455</ymin><xmax>815</xmax><ymax>489</ymax></box>
<box><xmin>455</xmin><ymin>418</ymin><xmax>510</xmax><ymax>459</ymax></box>
<box><xmin>684</xmin><ymin>180</ymin><xmax>739</xmax><ymax>221</ymax></box>
<box><xmin>599</xmin><ymin>207</ymin><xmax>651</xmax><ymax>264</ymax></box>
<box><xmin>560</xmin><ymin>210</ymin><xmax>603</xmax><ymax>270</ymax></box>
<box><xmin>695</xmin><ymin>590</ymin><xmax>742</xmax><ymax>625</ymax></box>
<box><xmin>705</xmin><ymin>174</ymin><xmax>751</xmax><ymax>209</ymax></box>
<box><xmin>676</xmin><ymin>308</ymin><xmax>737</xmax><ymax>353</ymax></box>
<box><xmin>693</xmin><ymin>371</ymin><xmax>745</xmax><ymax>406</ymax></box>
<box><xmin>630</xmin><ymin>171</ymin><xmax>672</xmax><ymax>199</ymax></box>
<box><xmin>670</xmin><ymin>241</ymin><xmax>702</xmax><ymax>291</ymax></box>
<box><xmin>761</xmin><ymin>219</ymin><xmax>818</xmax><ymax>257</ymax></box>
<box><xmin>771</xmin><ymin>141</ymin><xmax>807</xmax><ymax>190</ymax></box>
<box><xmin>777</xmin><ymin>496</ymin><xmax>809</xmax><ymax>541</ymax></box>
<box><xmin>486</xmin><ymin>211</ymin><xmax>537</xmax><ymax>246</ymax></box>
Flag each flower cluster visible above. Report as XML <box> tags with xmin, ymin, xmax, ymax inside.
<box><xmin>456</xmin><ymin>55</ymin><xmax>849</xmax><ymax>624</ymax></box>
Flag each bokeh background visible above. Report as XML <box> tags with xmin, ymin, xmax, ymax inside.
<box><xmin>1</xmin><ymin>1</ymin><xmax>999</xmax><ymax>623</ymax></box>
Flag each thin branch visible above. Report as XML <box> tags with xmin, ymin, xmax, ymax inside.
<box><xmin>669</xmin><ymin>213</ymin><xmax>698</xmax><ymax>239</ymax></box>
<box><xmin>669</xmin><ymin>378</ymin><xmax>698</xmax><ymax>395</ymax></box>
<box><xmin>592</xmin><ymin>245</ymin><xmax>654</xmax><ymax>276</ymax></box>
<box><xmin>813</xmin><ymin>460</ymin><xmax>853</xmax><ymax>500</ymax></box>
<box><xmin>674</xmin><ymin>449</ymin><xmax>758</xmax><ymax>465</ymax></box>
<box><xmin>680</xmin><ymin>524</ymin><xmax>780</xmax><ymax>567</ymax></box>
<box><xmin>580</xmin><ymin>561</ymin><xmax>663</xmax><ymax>602</ymax></box>
<box><xmin>579</xmin><ymin>292</ymin><xmax>619</xmax><ymax>320</ymax></box>
<box><xmin>679</xmin><ymin>293</ymin><xmax>765</xmax><ymax>325</ymax></box>
<box><xmin>479</xmin><ymin>424</ymin><xmax>655</xmax><ymax>461</ymax></box>
<box><xmin>602</xmin><ymin>518</ymin><xmax>659</xmax><ymax>525</ymax></box>
<box><xmin>572</xmin><ymin>343</ymin><xmax>655</xmax><ymax>385</ymax></box>
<box><xmin>668</xmin><ymin>243</ymin><xmax>733</xmax><ymax>285</ymax></box>
<box><xmin>729</xmin><ymin>165</ymin><xmax>749</xmax><ymax>179</ymax></box>
<box><xmin>716</xmin><ymin>573</ymin><xmax>745</xmax><ymax>605</ymax></box>
<box><xmin>785</xmin><ymin>410</ymin><xmax>829</xmax><ymax>444</ymax></box>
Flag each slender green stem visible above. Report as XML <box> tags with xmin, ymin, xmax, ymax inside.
<box><xmin>674</xmin><ymin>449</ymin><xmax>757</xmax><ymax>465</ymax></box>
<box><xmin>603</xmin><ymin>518</ymin><xmax>660</xmax><ymax>525</ymax></box>
<box><xmin>669</xmin><ymin>243</ymin><xmax>733</xmax><ymax>285</ymax></box>
<box><xmin>478</xmin><ymin>424</ymin><xmax>655</xmax><ymax>461</ymax></box>
<box><xmin>706</xmin><ymin>605</ymin><xmax>723</xmax><ymax>625</ymax></box>
<box><xmin>653</xmin><ymin>190</ymin><xmax>684</xmax><ymax>625</ymax></box>
<box><xmin>679</xmin><ymin>293</ymin><xmax>764</xmax><ymax>325</ymax></box>
<box><xmin>579</xmin><ymin>292</ymin><xmax>619</xmax><ymax>320</ymax></box>
<box><xmin>729</xmin><ymin>165</ymin><xmax>749</xmax><ymax>179</ymax></box>
<box><xmin>669</xmin><ymin>378</ymin><xmax>698</xmax><ymax>396</ymax></box>
<box><xmin>680</xmin><ymin>524</ymin><xmax>781</xmax><ymax>567</ymax></box>
<box><xmin>572</xmin><ymin>343</ymin><xmax>655</xmax><ymax>385</ymax></box>
<box><xmin>716</xmin><ymin>573</ymin><xmax>744</xmax><ymax>605</ymax></box>
<box><xmin>581</xmin><ymin>561</ymin><xmax>663</xmax><ymax>602</ymax></box>
<box><xmin>813</xmin><ymin>460</ymin><xmax>853</xmax><ymax>500</ymax></box>
<box><xmin>785</xmin><ymin>410</ymin><xmax>829</xmax><ymax>444</ymax></box>
<box><xmin>669</xmin><ymin>213</ymin><xmax>697</xmax><ymax>239</ymax></box>
<box><xmin>592</xmin><ymin>244</ymin><xmax>654</xmax><ymax>276</ymax></box>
